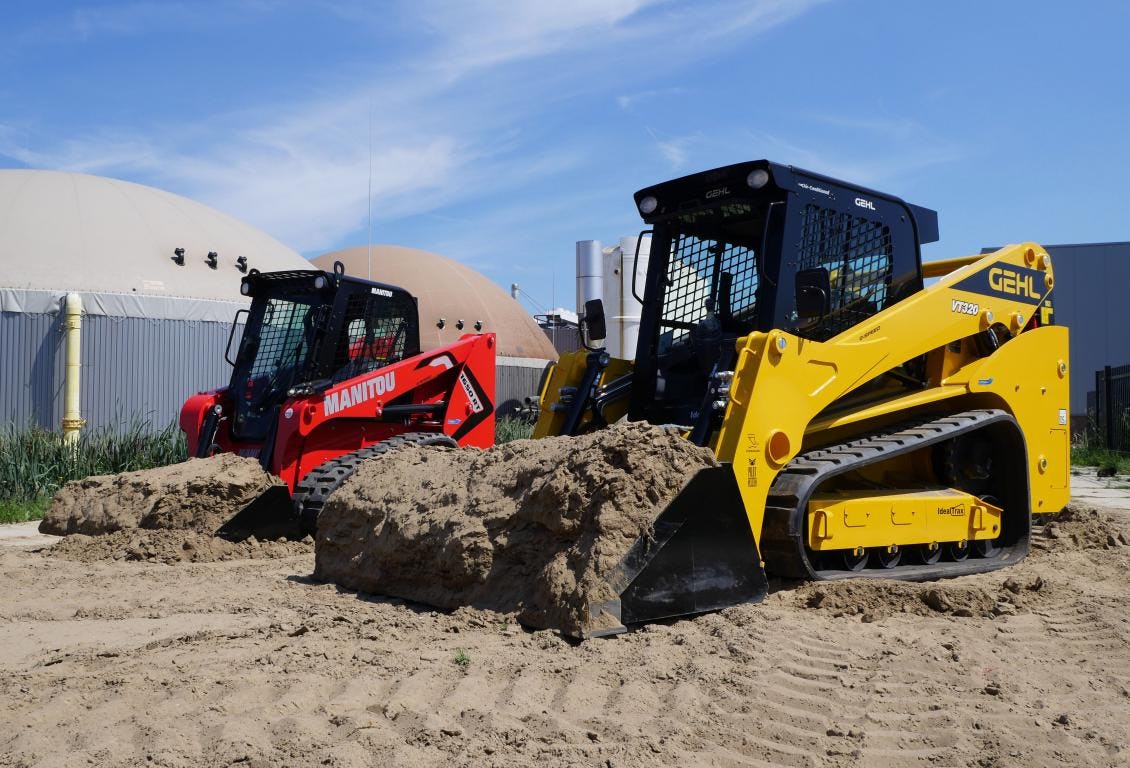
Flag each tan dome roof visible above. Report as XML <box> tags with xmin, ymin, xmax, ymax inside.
<box><xmin>314</xmin><ymin>245</ymin><xmax>557</xmax><ymax>360</ymax></box>
<box><xmin>0</xmin><ymin>169</ymin><xmax>308</xmax><ymax>301</ymax></box>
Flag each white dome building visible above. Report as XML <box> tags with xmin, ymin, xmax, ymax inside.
<box><xmin>0</xmin><ymin>169</ymin><xmax>310</xmax><ymax>431</ymax></box>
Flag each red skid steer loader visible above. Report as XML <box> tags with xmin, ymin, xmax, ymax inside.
<box><xmin>180</xmin><ymin>261</ymin><xmax>496</xmax><ymax>539</ymax></box>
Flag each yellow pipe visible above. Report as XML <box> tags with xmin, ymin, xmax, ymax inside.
<box><xmin>62</xmin><ymin>292</ymin><xmax>85</xmax><ymax>445</ymax></box>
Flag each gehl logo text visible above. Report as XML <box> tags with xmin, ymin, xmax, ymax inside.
<box><xmin>988</xmin><ymin>267</ymin><xmax>1039</xmax><ymax>299</ymax></box>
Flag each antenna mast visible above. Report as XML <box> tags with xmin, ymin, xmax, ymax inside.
<box><xmin>367</xmin><ymin>100</ymin><xmax>373</xmax><ymax>280</ymax></box>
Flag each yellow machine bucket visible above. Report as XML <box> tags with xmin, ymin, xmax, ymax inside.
<box><xmin>531</xmin><ymin>351</ymin><xmax>768</xmax><ymax>636</ymax></box>
<box><xmin>584</xmin><ymin>465</ymin><xmax>769</xmax><ymax>636</ymax></box>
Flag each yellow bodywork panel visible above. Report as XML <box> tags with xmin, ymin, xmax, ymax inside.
<box><xmin>807</xmin><ymin>489</ymin><xmax>1002</xmax><ymax>551</ymax></box>
<box><xmin>715</xmin><ymin>243</ymin><xmax>1070</xmax><ymax>549</ymax></box>
<box><xmin>532</xmin><ymin>350</ymin><xmax>634</xmax><ymax>439</ymax></box>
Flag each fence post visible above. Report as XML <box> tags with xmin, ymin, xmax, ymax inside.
<box><xmin>1105</xmin><ymin>365</ymin><xmax>1115</xmax><ymax>450</ymax></box>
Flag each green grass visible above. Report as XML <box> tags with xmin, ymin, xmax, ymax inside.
<box><xmin>0</xmin><ymin>419</ymin><xmax>187</xmax><ymax>523</ymax></box>
<box><xmin>452</xmin><ymin>648</ymin><xmax>471</xmax><ymax>669</ymax></box>
<box><xmin>0</xmin><ymin>497</ymin><xmax>50</xmax><ymax>525</ymax></box>
<box><xmin>1071</xmin><ymin>445</ymin><xmax>1130</xmax><ymax>474</ymax></box>
<box><xmin>495</xmin><ymin>415</ymin><xmax>534</xmax><ymax>444</ymax></box>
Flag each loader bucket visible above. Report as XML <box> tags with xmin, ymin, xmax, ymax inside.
<box><xmin>214</xmin><ymin>484</ymin><xmax>303</xmax><ymax>542</ymax></box>
<box><xmin>584</xmin><ymin>465</ymin><xmax>769</xmax><ymax>637</ymax></box>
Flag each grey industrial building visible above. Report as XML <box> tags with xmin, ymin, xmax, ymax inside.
<box><xmin>0</xmin><ymin>169</ymin><xmax>310</xmax><ymax>432</ymax></box>
<box><xmin>1042</xmin><ymin>242</ymin><xmax>1130</xmax><ymax>417</ymax></box>
<box><xmin>980</xmin><ymin>242</ymin><xmax>1130</xmax><ymax>421</ymax></box>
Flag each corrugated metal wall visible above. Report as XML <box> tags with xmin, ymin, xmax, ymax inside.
<box><xmin>496</xmin><ymin>364</ymin><xmax>546</xmax><ymax>417</ymax></box>
<box><xmin>542</xmin><ymin>325</ymin><xmax>581</xmax><ymax>355</ymax></box>
<box><xmin>1032</xmin><ymin>242</ymin><xmax>1130</xmax><ymax>415</ymax></box>
<box><xmin>80</xmin><ymin>315</ymin><xmax>237</xmax><ymax>429</ymax></box>
<box><xmin>0</xmin><ymin>311</ymin><xmax>58</xmax><ymax>428</ymax></box>
<box><xmin>0</xmin><ymin>311</ymin><xmax>236</xmax><ymax>430</ymax></box>
<box><xmin>1</xmin><ymin>310</ymin><xmax>548</xmax><ymax>430</ymax></box>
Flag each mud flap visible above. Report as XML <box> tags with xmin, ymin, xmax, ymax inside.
<box><xmin>214</xmin><ymin>484</ymin><xmax>303</xmax><ymax>542</ymax></box>
<box><xmin>585</xmin><ymin>466</ymin><xmax>768</xmax><ymax>637</ymax></box>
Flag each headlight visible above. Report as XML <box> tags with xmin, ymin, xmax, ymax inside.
<box><xmin>747</xmin><ymin>169</ymin><xmax>770</xmax><ymax>189</ymax></box>
<box><xmin>313</xmin><ymin>275</ymin><xmax>327</xmax><ymax>289</ymax></box>
<box><xmin>240</xmin><ymin>281</ymin><xmax>251</xmax><ymax>296</ymax></box>
<box><xmin>638</xmin><ymin>196</ymin><xmax>658</xmax><ymax>215</ymax></box>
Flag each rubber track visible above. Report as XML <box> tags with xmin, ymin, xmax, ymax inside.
<box><xmin>293</xmin><ymin>431</ymin><xmax>458</xmax><ymax>534</ymax></box>
<box><xmin>761</xmin><ymin>408</ymin><xmax>1030</xmax><ymax>582</ymax></box>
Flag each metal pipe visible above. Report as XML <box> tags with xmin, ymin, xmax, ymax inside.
<box><xmin>575</xmin><ymin>240</ymin><xmax>603</xmax><ymax>315</ymax></box>
<box><xmin>62</xmin><ymin>292</ymin><xmax>85</xmax><ymax>445</ymax></box>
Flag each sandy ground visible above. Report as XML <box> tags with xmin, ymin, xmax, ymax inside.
<box><xmin>2</xmin><ymin>502</ymin><xmax>1130</xmax><ymax>767</ymax></box>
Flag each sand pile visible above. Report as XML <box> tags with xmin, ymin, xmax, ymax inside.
<box><xmin>793</xmin><ymin>507</ymin><xmax>1130</xmax><ymax>622</ymax></box>
<box><xmin>314</xmin><ymin>422</ymin><xmax>717</xmax><ymax>636</ymax></box>
<box><xmin>1036</xmin><ymin>504</ymin><xmax>1130</xmax><ymax>551</ymax></box>
<box><xmin>39</xmin><ymin>454</ymin><xmax>307</xmax><ymax>563</ymax></box>
<box><xmin>794</xmin><ymin>573</ymin><xmax>1049</xmax><ymax>622</ymax></box>
<box><xmin>40</xmin><ymin>454</ymin><xmax>281</xmax><ymax>536</ymax></box>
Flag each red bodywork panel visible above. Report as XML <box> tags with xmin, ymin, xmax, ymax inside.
<box><xmin>180</xmin><ymin>333</ymin><xmax>496</xmax><ymax>493</ymax></box>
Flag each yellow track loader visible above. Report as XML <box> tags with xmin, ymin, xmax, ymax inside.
<box><xmin>535</xmin><ymin>160</ymin><xmax>1069</xmax><ymax>635</ymax></box>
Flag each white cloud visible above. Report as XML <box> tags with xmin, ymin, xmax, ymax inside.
<box><xmin>70</xmin><ymin>3</ymin><xmax>193</xmax><ymax>39</ymax></box>
<box><xmin>2</xmin><ymin>0</ymin><xmax>832</xmax><ymax>254</ymax></box>
<box><xmin>406</xmin><ymin>0</ymin><xmax>655</xmax><ymax>77</ymax></box>
<box><xmin>646</xmin><ymin>128</ymin><xmax>700</xmax><ymax>169</ymax></box>
<box><xmin>617</xmin><ymin>88</ymin><xmax>685</xmax><ymax>111</ymax></box>
<box><xmin>746</xmin><ymin>117</ymin><xmax>962</xmax><ymax>188</ymax></box>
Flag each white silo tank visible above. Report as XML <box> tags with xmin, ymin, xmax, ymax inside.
<box><xmin>575</xmin><ymin>240</ymin><xmax>603</xmax><ymax>322</ymax></box>
<box><xmin>600</xmin><ymin>234</ymin><xmax>651</xmax><ymax>360</ymax></box>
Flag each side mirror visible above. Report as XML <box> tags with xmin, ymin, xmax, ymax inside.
<box><xmin>583</xmin><ymin>298</ymin><xmax>607</xmax><ymax>342</ymax></box>
<box><xmin>795</xmin><ymin>268</ymin><xmax>831</xmax><ymax>321</ymax></box>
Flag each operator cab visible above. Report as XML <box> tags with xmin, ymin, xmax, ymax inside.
<box><xmin>227</xmin><ymin>264</ymin><xmax>420</xmax><ymax>445</ymax></box>
<box><xmin>628</xmin><ymin>160</ymin><xmax>938</xmax><ymax>436</ymax></box>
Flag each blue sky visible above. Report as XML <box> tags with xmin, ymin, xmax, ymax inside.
<box><xmin>3</xmin><ymin>1</ymin><xmax>1128</xmax><ymax>314</ymax></box>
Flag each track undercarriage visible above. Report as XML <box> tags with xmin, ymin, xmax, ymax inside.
<box><xmin>761</xmin><ymin>409</ymin><xmax>1031</xmax><ymax>582</ymax></box>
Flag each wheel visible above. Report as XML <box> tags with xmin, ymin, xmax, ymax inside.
<box><xmin>873</xmin><ymin>546</ymin><xmax>901</xmax><ymax>569</ymax></box>
<box><xmin>939</xmin><ymin>433</ymin><xmax>995</xmax><ymax>497</ymax></box>
<box><xmin>913</xmin><ymin>543</ymin><xmax>943</xmax><ymax>565</ymax></box>
<box><xmin>841</xmin><ymin>548</ymin><xmax>868</xmax><ymax>572</ymax></box>
<box><xmin>938</xmin><ymin>437</ymin><xmax>999</xmax><ymax>564</ymax></box>
<box><xmin>945</xmin><ymin>540</ymin><xmax>969</xmax><ymax>561</ymax></box>
<box><xmin>972</xmin><ymin>538</ymin><xmax>1002</xmax><ymax>558</ymax></box>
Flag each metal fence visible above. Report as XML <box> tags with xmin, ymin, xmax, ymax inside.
<box><xmin>1092</xmin><ymin>364</ymin><xmax>1130</xmax><ymax>451</ymax></box>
